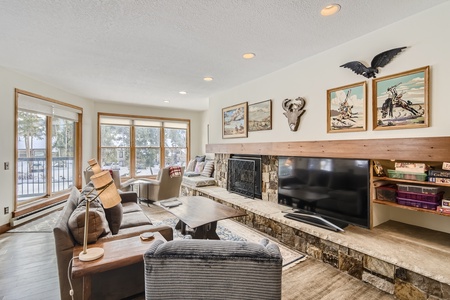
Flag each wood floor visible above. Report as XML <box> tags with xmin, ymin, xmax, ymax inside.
<box><xmin>0</xmin><ymin>230</ymin><xmax>395</xmax><ymax>300</ymax></box>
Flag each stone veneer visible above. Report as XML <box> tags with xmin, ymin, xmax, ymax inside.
<box><xmin>213</xmin><ymin>154</ymin><xmax>278</xmax><ymax>202</ymax></box>
<box><xmin>180</xmin><ymin>153</ymin><xmax>450</xmax><ymax>300</ymax></box>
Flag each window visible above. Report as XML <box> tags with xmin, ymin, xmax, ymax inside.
<box><xmin>99</xmin><ymin>114</ymin><xmax>190</xmax><ymax>178</ymax></box>
<box><xmin>15</xmin><ymin>90</ymin><xmax>82</xmax><ymax>210</ymax></box>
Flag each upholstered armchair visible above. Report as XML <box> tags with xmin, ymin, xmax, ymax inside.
<box><xmin>143</xmin><ymin>238</ymin><xmax>282</xmax><ymax>299</ymax></box>
<box><xmin>141</xmin><ymin>166</ymin><xmax>184</xmax><ymax>202</ymax></box>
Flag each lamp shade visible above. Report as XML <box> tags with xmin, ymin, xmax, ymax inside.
<box><xmin>90</xmin><ymin>170</ymin><xmax>121</xmax><ymax>209</ymax></box>
<box><xmin>88</xmin><ymin>158</ymin><xmax>102</xmax><ymax>174</ymax></box>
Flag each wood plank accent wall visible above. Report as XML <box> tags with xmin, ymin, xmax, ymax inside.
<box><xmin>206</xmin><ymin>136</ymin><xmax>450</xmax><ymax>162</ymax></box>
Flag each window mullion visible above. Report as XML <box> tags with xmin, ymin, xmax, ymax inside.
<box><xmin>46</xmin><ymin>116</ymin><xmax>52</xmax><ymax>197</ymax></box>
<box><xmin>131</xmin><ymin>125</ymin><xmax>135</xmax><ymax>177</ymax></box>
<box><xmin>160</xmin><ymin>126</ymin><xmax>164</xmax><ymax>169</ymax></box>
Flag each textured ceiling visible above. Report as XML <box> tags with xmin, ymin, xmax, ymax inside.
<box><xmin>0</xmin><ymin>0</ymin><xmax>448</xmax><ymax>111</ymax></box>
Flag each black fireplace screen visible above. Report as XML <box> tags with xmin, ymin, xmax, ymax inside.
<box><xmin>228</xmin><ymin>158</ymin><xmax>256</xmax><ymax>198</ymax></box>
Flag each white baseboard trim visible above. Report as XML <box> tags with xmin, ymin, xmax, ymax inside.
<box><xmin>10</xmin><ymin>202</ymin><xmax>65</xmax><ymax>227</ymax></box>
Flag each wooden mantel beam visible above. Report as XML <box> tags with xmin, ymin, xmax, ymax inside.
<box><xmin>206</xmin><ymin>136</ymin><xmax>450</xmax><ymax>162</ymax></box>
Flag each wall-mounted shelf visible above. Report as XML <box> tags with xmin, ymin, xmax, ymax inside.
<box><xmin>373</xmin><ymin>176</ymin><xmax>450</xmax><ymax>187</ymax></box>
<box><xmin>373</xmin><ymin>199</ymin><xmax>450</xmax><ymax>217</ymax></box>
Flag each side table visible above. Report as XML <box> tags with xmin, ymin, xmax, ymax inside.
<box><xmin>130</xmin><ymin>179</ymin><xmax>151</xmax><ymax>203</ymax></box>
<box><xmin>72</xmin><ymin>232</ymin><xmax>165</xmax><ymax>300</ymax></box>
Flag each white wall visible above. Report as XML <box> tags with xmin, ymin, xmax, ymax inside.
<box><xmin>209</xmin><ymin>3</ymin><xmax>450</xmax><ymax>144</ymax></box>
<box><xmin>208</xmin><ymin>3</ymin><xmax>450</xmax><ymax>233</ymax></box>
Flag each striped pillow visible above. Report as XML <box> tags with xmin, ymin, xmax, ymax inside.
<box><xmin>201</xmin><ymin>161</ymin><xmax>214</xmax><ymax>177</ymax></box>
<box><xmin>186</xmin><ymin>159</ymin><xmax>196</xmax><ymax>172</ymax></box>
<box><xmin>194</xmin><ymin>162</ymin><xmax>205</xmax><ymax>173</ymax></box>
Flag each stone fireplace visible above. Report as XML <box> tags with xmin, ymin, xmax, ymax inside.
<box><xmin>227</xmin><ymin>156</ymin><xmax>262</xmax><ymax>199</ymax></box>
<box><xmin>214</xmin><ymin>153</ymin><xmax>278</xmax><ymax>202</ymax></box>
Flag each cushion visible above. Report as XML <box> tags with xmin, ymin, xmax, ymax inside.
<box><xmin>169</xmin><ymin>166</ymin><xmax>182</xmax><ymax>178</ymax></box>
<box><xmin>68</xmin><ymin>199</ymin><xmax>111</xmax><ymax>244</ymax></box>
<box><xmin>120</xmin><ymin>211</ymin><xmax>152</xmax><ymax>229</ymax></box>
<box><xmin>104</xmin><ymin>202</ymin><xmax>123</xmax><ymax>235</ymax></box>
<box><xmin>195</xmin><ymin>155</ymin><xmax>206</xmax><ymax>162</ymax></box>
<box><xmin>186</xmin><ymin>159</ymin><xmax>196</xmax><ymax>172</ymax></box>
<box><xmin>122</xmin><ymin>202</ymin><xmax>142</xmax><ymax>214</ymax></box>
<box><xmin>194</xmin><ymin>162</ymin><xmax>206</xmax><ymax>173</ymax></box>
<box><xmin>182</xmin><ymin>176</ymin><xmax>217</xmax><ymax>187</ymax></box>
<box><xmin>201</xmin><ymin>161</ymin><xmax>214</xmax><ymax>177</ymax></box>
<box><xmin>184</xmin><ymin>171</ymin><xmax>201</xmax><ymax>177</ymax></box>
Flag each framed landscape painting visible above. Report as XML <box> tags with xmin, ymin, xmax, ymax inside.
<box><xmin>222</xmin><ymin>102</ymin><xmax>248</xmax><ymax>138</ymax></box>
<box><xmin>373</xmin><ymin>66</ymin><xmax>429</xmax><ymax>130</ymax></box>
<box><xmin>248</xmin><ymin>99</ymin><xmax>272</xmax><ymax>131</ymax></box>
<box><xmin>327</xmin><ymin>81</ymin><xmax>367</xmax><ymax>133</ymax></box>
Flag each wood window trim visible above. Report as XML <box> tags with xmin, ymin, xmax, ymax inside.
<box><xmin>14</xmin><ymin>89</ymin><xmax>83</xmax><ymax>213</ymax></box>
<box><xmin>97</xmin><ymin>112</ymin><xmax>191</xmax><ymax>179</ymax></box>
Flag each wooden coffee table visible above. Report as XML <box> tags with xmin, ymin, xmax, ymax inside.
<box><xmin>160</xmin><ymin>196</ymin><xmax>246</xmax><ymax>239</ymax></box>
<box><xmin>72</xmin><ymin>232</ymin><xmax>165</xmax><ymax>300</ymax></box>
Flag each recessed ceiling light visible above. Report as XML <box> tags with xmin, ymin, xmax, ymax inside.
<box><xmin>179</xmin><ymin>91</ymin><xmax>187</xmax><ymax>95</ymax></box>
<box><xmin>203</xmin><ymin>77</ymin><xmax>213</xmax><ymax>81</ymax></box>
<box><xmin>163</xmin><ymin>100</ymin><xmax>170</xmax><ymax>103</ymax></box>
<box><xmin>321</xmin><ymin>4</ymin><xmax>341</xmax><ymax>16</ymax></box>
<box><xmin>242</xmin><ymin>53</ymin><xmax>256</xmax><ymax>59</ymax></box>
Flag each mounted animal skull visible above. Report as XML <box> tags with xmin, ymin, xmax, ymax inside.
<box><xmin>282</xmin><ymin>97</ymin><xmax>306</xmax><ymax>131</ymax></box>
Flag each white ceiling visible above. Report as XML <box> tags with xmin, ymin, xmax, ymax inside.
<box><xmin>0</xmin><ymin>0</ymin><xmax>448</xmax><ymax>111</ymax></box>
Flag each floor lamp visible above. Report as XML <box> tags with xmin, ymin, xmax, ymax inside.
<box><xmin>79</xmin><ymin>169</ymin><xmax>121</xmax><ymax>262</ymax></box>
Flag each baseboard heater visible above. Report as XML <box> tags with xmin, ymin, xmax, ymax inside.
<box><xmin>10</xmin><ymin>201</ymin><xmax>65</xmax><ymax>227</ymax></box>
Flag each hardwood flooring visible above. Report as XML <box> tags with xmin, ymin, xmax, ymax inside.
<box><xmin>0</xmin><ymin>229</ymin><xmax>394</xmax><ymax>300</ymax></box>
<box><xmin>0</xmin><ymin>232</ymin><xmax>59</xmax><ymax>300</ymax></box>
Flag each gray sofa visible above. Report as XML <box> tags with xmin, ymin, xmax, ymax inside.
<box><xmin>53</xmin><ymin>186</ymin><xmax>173</xmax><ymax>300</ymax></box>
<box><xmin>144</xmin><ymin>238</ymin><xmax>282</xmax><ymax>299</ymax></box>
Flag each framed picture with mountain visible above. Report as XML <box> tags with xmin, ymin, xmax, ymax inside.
<box><xmin>248</xmin><ymin>99</ymin><xmax>272</xmax><ymax>132</ymax></box>
<box><xmin>222</xmin><ymin>102</ymin><xmax>248</xmax><ymax>138</ymax></box>
<box><xmin>372</xmin><ymin>66</ymin><xmax>429</xmax><ymax>130</ymax></box>
<box><xmin>327</xmin><ymin>81</ymin><xmax>367</xmax><ymax>133</ymax></box>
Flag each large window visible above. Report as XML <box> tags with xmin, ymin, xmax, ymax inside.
<box><xmin>99</xmin><ymin>114</ymin><xmax>189</xmax><ymax>178</ymax></box>
<box><xmin>15</xmin><ymin>90</ymin><xmax>82</xmax><ymax>211</ymax></box>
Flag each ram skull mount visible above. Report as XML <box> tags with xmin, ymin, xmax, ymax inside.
<box><xmin>282</xmin><ymin>97</ymin><xmax>306</xmax><ymax>131</ymax></box>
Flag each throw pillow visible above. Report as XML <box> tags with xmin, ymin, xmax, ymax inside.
<box><xmin>68</xmin><ymin>198</ymin><xmax>111</xmax><ymax>244</ymax></box>
<box><xmin>201</xmin><ymin>161</ymin><xmax>214</xmax><ymax>177</ymax></box>
<box><xmin>104</xmin><ymin>202</ymin><xmax>123</xmax><ymax>235</ymax></box>
<box><xmin>195</xmin><ymin>155</ymin><xmax>206</xmax><ymax>162</ymax></box>
<box><xmin>194</xmin><ymin>161</ymin><xmax>206</xmax><ymax>173</ymax></box>
<box><xmin>186</xmin><ymin>159</ymin><xmax>197</xmax><ymax>172</ymax></box>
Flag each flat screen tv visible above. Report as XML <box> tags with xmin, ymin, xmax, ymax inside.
<box><xmin>278</xmin><ymin>156</ymin><xmax>370</xmax><ymax>231</ymax></box>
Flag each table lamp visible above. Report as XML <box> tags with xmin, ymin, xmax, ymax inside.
<box><xmin>79</xmin><ymin>170</ymin><xmax>121</xmax><ymax>261</ymax></box>
<box><xmin>87</xmin><ymin>158</ymin><xmax>101</xmax><ymax>174</ymax></box>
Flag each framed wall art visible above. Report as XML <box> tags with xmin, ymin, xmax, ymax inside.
<box><xmin>373</xmin><ymin>66</ymin><xmax>429</xmax><ymax>130</ymax></box>
<box><xmin>248</xmin><ymin>99</ymin><xmax>272</xmax><ymax>131</ymax></box>
<box><xmin>327</xmin><ymin>81</ymin><xmax>367</xmax><ymax>133</ymax></box>
<box><xmin>222</xmin><ymin>102</ymin><xmax>248</xmax><ymax>138</ymax></box>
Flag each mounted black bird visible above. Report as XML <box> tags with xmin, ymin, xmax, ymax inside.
<box><xmin>340</xmin><ymin>47</ymin><xmax>407</xmax><ymax>78</ymax></box>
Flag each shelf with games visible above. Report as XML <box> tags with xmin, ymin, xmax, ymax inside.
<box><xmin>373</xmin><ymin>199</ymin><xmax>450</xmax><ymax>217</ymax></box>
<box><xmin>373</xmin><ymin>176</ymin><xmax>450</xmax><ymax>187</ymax></box>
<box><xmin>372</xmin><ymin>160</ymin><xmax>450</xmax><ymax>218</ymax></box>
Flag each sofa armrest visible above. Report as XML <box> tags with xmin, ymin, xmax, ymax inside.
<box><xmin>119</xmin><ymin>191</ymin><xmax>138</xmax><ymax>203</ymax></box>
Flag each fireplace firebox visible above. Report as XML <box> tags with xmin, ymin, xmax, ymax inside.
<box><xmin>227</xmin><ymin>155</ymin><xmax>262</xmax><ymax>199</ymax></box>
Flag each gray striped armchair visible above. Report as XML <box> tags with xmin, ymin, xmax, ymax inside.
<box><xmin>144</xmin><ymin>238</ymin><xmax>282</xmax><ymax>299</ymax></box>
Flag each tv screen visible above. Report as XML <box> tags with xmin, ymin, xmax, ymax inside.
<box><xmin>278</xmin><ymin>156</ymin><xmax>370</xmax><ymax>230</ymax></box>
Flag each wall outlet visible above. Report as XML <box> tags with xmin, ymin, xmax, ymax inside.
<box><xmin>4</xmin><ymin>207</ymin><xmax>9</xmax><ymax>214</ymax></box>
<box><xmin>4</xmin><ymin>162</ymin><xmax>9</xmax><ymax>170</ymax></box>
